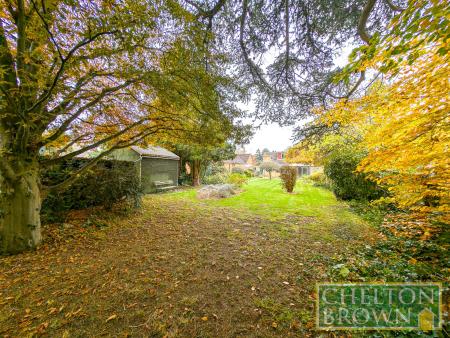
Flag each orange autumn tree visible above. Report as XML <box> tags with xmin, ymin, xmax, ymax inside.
<box><xmin>310</xmin><ymin>0</ymin><xmax>449</xmax><ymax>216</ymax></box>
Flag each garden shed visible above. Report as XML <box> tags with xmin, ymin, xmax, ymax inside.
<box><xmin>110</xmin><ymin>146</ymin><xmax>179</xmax><ymax>193</ymax></box>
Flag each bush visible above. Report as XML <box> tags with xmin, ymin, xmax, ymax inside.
<box><xmin>179</xmin><ymin>172</ymin><xmax>192</xmax><ymax>186</ymax></box>
<box><xmin>244</xmin><ymin>169</ymin><xmax>255</xmax><ymax>177</ymax></box>
<box><xmin>227</xmin><ymin>173</ymin><xmax>248</xmax><ymax>187</ymax></box>
<box><xmin>231</xmin><ymin>167</ymin><xmax>244</xmax><ymax>174</ymax></box>
<box><xmin>41</xmin><ymin>158</ymin><xmax>141</xmax><ymax>222</ymax></box>
<box><xmin>309</xmin><ymin>172</ymin><xmax>329</xmax><ymax>187</ymax></box>
<box><xmin>324</xmin><ymin>150</ymin><xmax>385</xmax><ymax>201</ymax></box>
<box><xmin>280</xmin><ymin>166</ymin><xmax>297</xmax><ymax>193</ymax></box>
<box><xmin>203</xmin><ymin>172</ymin><xmax>228</xmax><ymax>185</ymax></box>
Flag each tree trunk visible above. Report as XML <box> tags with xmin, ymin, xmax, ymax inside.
<box><xmin>0</xmin><ymin>168</ymin><xmax>42</xmax><ymax>254</ymax></box>
<box><xmin>269</xmin><ymin>171</ymin><xmax>272</xmax><ymax>180</ymax></box>
<box><xmin>192</xmin><ymin>160</ymin><xmax>201</xmax><ymax>186</ymax></box>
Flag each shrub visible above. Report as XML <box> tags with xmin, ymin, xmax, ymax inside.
<box><xmin>231</xmin><ymin>167</ymin><xmax>244</xmax><ymax>174</ymax></box>
<box><xmin>280</xmin><ymin>166</ymin><xmax>297</xmax><ymax>193</ymax></box>
<box><xmin>41</xmin><ymin>158</ymin><xmax>141</xmax><ymax>222</ymax></box>
<box><xmin>244</xmin><ymin>169</ymin><xmax>255</xmax><ymax>177</ymax></box>
<box><xmin>203</xmin><ymin>172</ymin><xmax>228</xmax><ymax>185</ymax></box>
<box><xmin>309</xmin><ymin>172</ymin><xmax>329</xmax><ymax>187</ymax></box>
<box><xmin>227</xmin><ymin>173</ymin><xmax>248</xmax><ymax>187</ymax></box>
<box><xmin>179</xmin><ymin>172</ymin><xmax>192</xmax><ymax>186</ymax></box>
<box><xmin>324</xmin><ymin>150</ymin><xmax>385</xmax><ymax>201</ymax></box>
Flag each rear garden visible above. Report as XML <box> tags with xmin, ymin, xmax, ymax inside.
<box><xmin>2</xmin><ymin>178</ymin><xmax>446</xmax><ymax>337</ymax></box>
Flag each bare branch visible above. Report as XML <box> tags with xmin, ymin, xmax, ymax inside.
<box><xmin>328</xmin><ymin>71</ymin><xmax>366</xmax><ymax>100</ymax></box>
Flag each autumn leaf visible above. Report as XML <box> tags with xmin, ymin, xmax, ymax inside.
<box><xmin>106</xmin><ymin>314</ymin><xmax>117</xmax><ymax>323</ymax></box>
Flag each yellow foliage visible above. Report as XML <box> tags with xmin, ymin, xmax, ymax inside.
<box><xmin>285</xmin><ymin>142</ymin><xmax>315</xmax><ymax>164</ymax></box>
<box><xmin>319</xmin><ymin>45</ymin><xmax>449</xmax><ymax>215</ymax></box>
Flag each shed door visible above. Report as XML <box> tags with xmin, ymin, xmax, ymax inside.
<box><xmin>141</xmin><ymin>158</ymin><xmax>178</xmax><ymax>192</ymax></box>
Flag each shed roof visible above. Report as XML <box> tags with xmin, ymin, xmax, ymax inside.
<box><xmin>131</xmin><ymin>146</ymin><xmax>180</xmax><ymax>160</ymax></box>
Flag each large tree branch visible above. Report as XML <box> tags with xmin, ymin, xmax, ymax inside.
<box><xmin>41</xmin><ymin>79</ymin><xmax>139</xmax><ymax>146</ymax></box>
<box><xmin>26</xmin><ymin>30</ymin><xmax>119</xmax><ymax>114</ymax></box>
<box><xmin>358</xmin><ymin>0</ymin><xmax>377</xmax><ymax>44</ymax></box>
<box><xmin>41</xmin><ymin>115</ymin><xmax>152</xmax><ymax>166</ymax></box>
<box><xmin>36</xmin><ymin>71</ymin><xmax>120</xmax><ymax>130</ymax></box>
<box><xmin>329</xmin><ymin>0</ymin><xmax>377</xmax><ymax>100</ymax></box>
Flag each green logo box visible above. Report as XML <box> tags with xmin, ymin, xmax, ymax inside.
<box><xmin>316</xmin><ymin>283</ymin><xmax>442</xmax><ymax>330</ymax></box>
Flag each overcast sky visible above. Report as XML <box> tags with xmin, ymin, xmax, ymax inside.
<box><xmin>243</xmin><ymin>46</ymin><xmax>353</xmax><ymax>154</ymax></box>
<box><xmin>244</xmin><ymin>122</ymin><xmax>295</xmax><ymax>153</ymax></box>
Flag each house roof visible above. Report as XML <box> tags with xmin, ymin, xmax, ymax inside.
<box><xmin>224</xmin><ymin>153</ymin><xmax>255</xmax><ymax>165</ymax></box>
<box><xmin>131</xmin><ymin>146</ymin><xmax>180</xmax><ymax>160</ymax></box>
<box><xmin>236</xmin><ymin>154</ymin><xmax>253</xmax><ymax>163</ymax></box>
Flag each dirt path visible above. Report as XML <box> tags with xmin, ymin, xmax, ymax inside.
<box><xmin>0</xmin><ymin>194</ymin><xmax>372</xmax><ymax>337</ymax></box>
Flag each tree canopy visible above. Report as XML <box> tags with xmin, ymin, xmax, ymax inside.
<box><xmin>182</xmin><ymin>0</ymin><xmax>406</xmax><ymax>123</ymax></box>
<box><xmin>0</xmin><ymin>0</ymin><xmax>248</xmax><ymax>253</ymax></box>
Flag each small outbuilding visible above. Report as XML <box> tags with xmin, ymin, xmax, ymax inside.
<box><xmin>110</xmin><ymin>146</ymin><xmax>179</xmax><ymax>193</ymax></box>
<box><xmin>290</xmin><ymin>163</ymin><xmax>323</xmax><ymax>176</ymax></box>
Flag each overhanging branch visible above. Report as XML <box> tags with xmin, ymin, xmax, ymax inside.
<box><xmin>41</xmin><ymin>79</ymin><xmax>139</xmax><ymax>146</ymax></box>
<box><xmin>358</xmin><ymin>0</ymin><xmax>377</xmax><ymax>45</ymax></box>
<box><xmin>26</xmin><ymin>30</ymin><xmax>119</xmax><ymax>114</ymax></box>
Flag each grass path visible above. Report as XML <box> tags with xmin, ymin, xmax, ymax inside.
<box><xmin>0</xmin><ymin>179</ymin><xmax>375</xmax><ymax>337</ymax></box>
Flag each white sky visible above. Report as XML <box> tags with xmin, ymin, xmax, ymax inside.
<box><xmin>244</xmin><ymin>123</ymin><xmax>295</xmax><ymax>153</ymax></box>
<box><xmin>243</xmin><ymin>45</ymin><xmax>354</xmax><ymax>154</ymax></box>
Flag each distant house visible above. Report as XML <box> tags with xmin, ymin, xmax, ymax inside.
<box><xmin>262</xmin><ymin>151</ymin><xmax>286</xmax><ymax>167</ymax></box>
<box><xmin>110</xmin><ymin>146</ymin><xmax>179</xmax><ymax>193</ymax></box>
<box><xmin>224</xmin><ymin>153</ymin><xmax>257</xmax><ymax>172</ymax></box>
<box><xmin>263</xmin><ymin>151</ymin><xmax>284</xmax><ymax>162</ymax></box>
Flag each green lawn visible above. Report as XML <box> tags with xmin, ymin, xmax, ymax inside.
<box><xmin>168</xmin><ymin>178</ymin><xmax>363</xmax><ymax>225</ymax></box>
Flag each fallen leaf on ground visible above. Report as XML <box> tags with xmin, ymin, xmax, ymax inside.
<box><xmin>106</xmin><ymin>314</ymin><xmax>117</xmax><ymax>322</ymax></box>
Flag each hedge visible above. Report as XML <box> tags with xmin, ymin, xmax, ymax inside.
<box><xmin>41</xmin><ymin>158</ymin><xmax>141</xmax><ymax>222</ymax></box>
<box><xmin>324</xmin><ymin>150</ymin><xmax>385</xmax><ymax>201</ymax></box>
